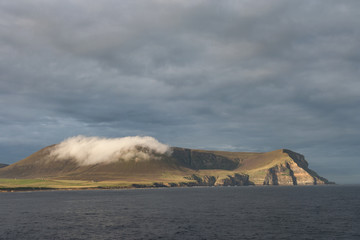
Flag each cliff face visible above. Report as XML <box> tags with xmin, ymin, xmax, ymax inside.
<box><xmin>262</xmin><ymin>150</ymin><xmax>329</xmax><ymax>185</ymax></box>
<box><xmin>171</xmin><ymin>148</ymin><xmax>331</xmax><ymax>186</ymax></box>
<box><xmin>171</xmin><ymin>147</ymin><xmax>238</xmax><ymax>170</ymax></box>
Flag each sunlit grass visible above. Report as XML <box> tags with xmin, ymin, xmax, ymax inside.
<box><xmin>0</xmin><ymin>178</ymin><xmax>135</xmax><ymax>190</ymax></box>
<box><xmin>0</xmin><ymin>177</ymin><xmax>197</xmax><ymax>191</ymax></box>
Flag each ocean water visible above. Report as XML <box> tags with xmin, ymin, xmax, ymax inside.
<box><xmin>0</xmin><ymin>185</ymin><xmax>359</xmax><ymax>240</ymax></box>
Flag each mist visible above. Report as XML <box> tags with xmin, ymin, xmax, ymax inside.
<box><xmin>50</xmin><ymin>135</ymin><xmax>171</xmax><ymax>165</ymax></box>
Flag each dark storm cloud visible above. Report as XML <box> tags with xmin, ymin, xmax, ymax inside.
<box><xmin>0</xmin><ymin>0</ymin><xmax>359</xmax><ymax>183</ymax></box>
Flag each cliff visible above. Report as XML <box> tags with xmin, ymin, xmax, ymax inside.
<box><xmin>171</xmin><ymin>148</ymin><xmax>331</xmax><ymax>185</ymax></box>
<box><xmin>262</xmin><ymin>150</ymin><xmax>330</xmax><ymax>185</ymax></box>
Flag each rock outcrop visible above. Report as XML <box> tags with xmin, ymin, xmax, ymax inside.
<box><xmin>262</xmin><ymin>150</ymin><xmax>330</xmax><ymax>185</ymax></box>
<box><xmin>184</xmin><ymin>173</ymin><xmax>253</xmax><ymax>186</ymax></box>
<box><xmin>215</xmin><ymin>173</ymin><xmax>253</xmax><ymax>186</ymax></box>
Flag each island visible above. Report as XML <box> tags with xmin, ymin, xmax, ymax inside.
<box><xmin>0</xmin><ymin>142</ymin><xmax>333</xmax><ymax>191</ymax></box>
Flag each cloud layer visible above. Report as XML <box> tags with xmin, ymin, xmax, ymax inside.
<box><xmin>50</xmin><ymin>136</ymin><xmax>171</xmax><ymax>165</ymax></box>
<box><xmin>0</xmin><ymin>0</ymin><xmax>359</xmax><ymax>183</ymax></box>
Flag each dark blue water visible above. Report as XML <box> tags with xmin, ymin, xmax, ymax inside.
<box><xmin>0</xmin><ymin>185</ymin><xmax>359</xmax><ymax>240</ymax></box>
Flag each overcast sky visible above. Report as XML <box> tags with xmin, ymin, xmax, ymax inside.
<box><xmin>1</xmin><ymin>0</ymin><xmax>359</xmax><ymax>183</ymax></box>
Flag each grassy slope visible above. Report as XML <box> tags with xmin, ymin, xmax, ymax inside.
<box><xmin>0</xmin><ymin>176</ymin><xmax>198</xmax><ymax>191</ymax></box>
<box><xmin>0</xmin><ymin>146</ymin><xmax>192</xmax><ymax>180</ymax></box>
<box><xmin>0</xmin><ymin>146</ymin><xmax>199</xmax><ymax>190</ymax></box>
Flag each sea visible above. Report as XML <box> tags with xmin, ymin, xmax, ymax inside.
<box><xmin>0</xmin><ymin>185</ymin><xmax>359</xmax><ymax>240</ymax></box>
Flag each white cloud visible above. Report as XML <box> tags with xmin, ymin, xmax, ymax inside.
<box><xmin>50</xmin><ymin>135</ymin><xmax>171</xmax><ymax>165</ymax></box>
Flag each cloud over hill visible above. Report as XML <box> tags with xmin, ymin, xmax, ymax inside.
<box><xmin>50</xmin><ymin>136</ymin><xmax>171</xmax><ymax>165</ymax></box>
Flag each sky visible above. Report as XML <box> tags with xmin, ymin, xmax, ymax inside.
<box><xmin>0</xmin><ymin>0</ymin><xmax>359</xmax><ymax>183</ymax></box>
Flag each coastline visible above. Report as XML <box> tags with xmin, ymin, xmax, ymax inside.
<box><xmin>0</xmin><ymin>182</ymin><xmax>338</xmax><ymax>193</ymax></box>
